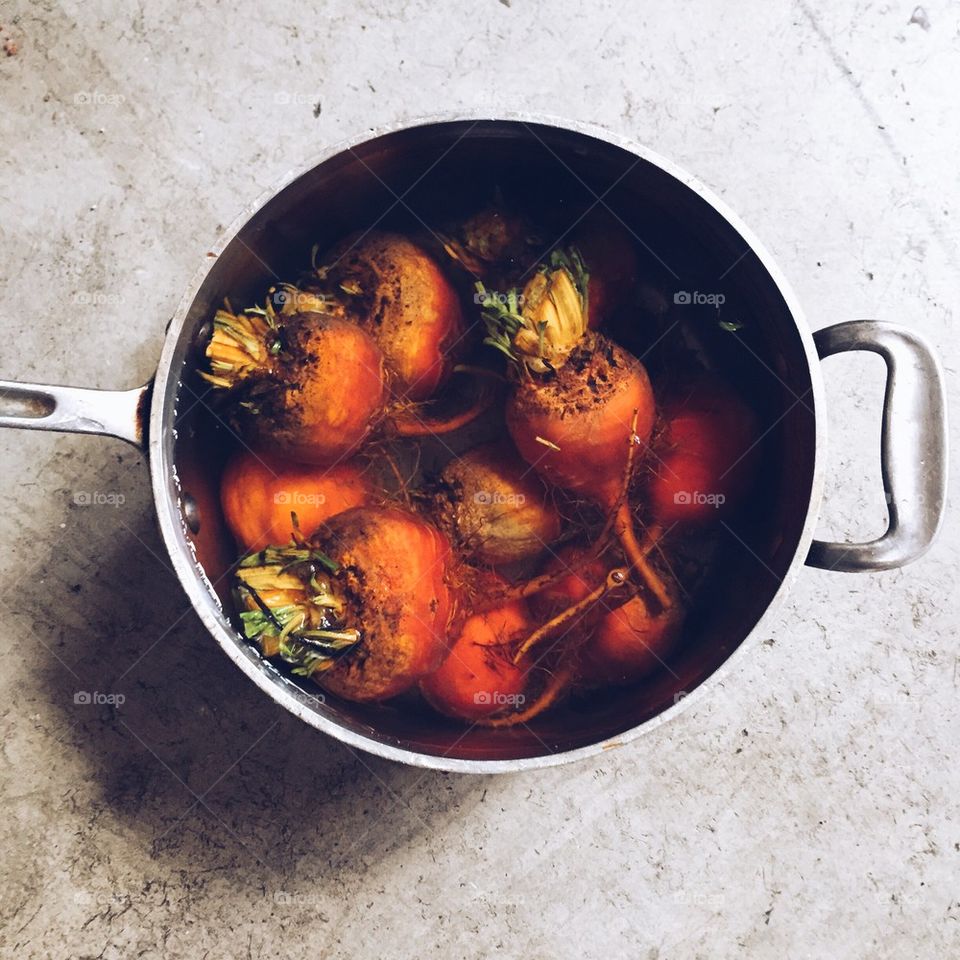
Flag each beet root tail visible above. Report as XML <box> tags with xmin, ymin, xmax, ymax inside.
<box><xmin>390</xmin><ymin>376</ymin><xmax>494</xmax><ymax>437</ymax></box>
<box><xmin>475</xmin><ymin>665</ymin><xmax>575</xmax><ymax>727</ymax></box>
<box><xmin>613</xmin><ymin>503</ymin><xmax>672</xmax><ymax>610</ymax></box>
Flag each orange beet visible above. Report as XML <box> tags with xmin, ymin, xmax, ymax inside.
<box><xmin>507</xmin><ymin>335</ymin><xmax>656</xmax><ymax>510</ymax></box>
<box><xmin>420</xmin><ymin>598</ymin><xmax>531</xmax><ymax>721</ymax></box>
<box><xmin>574</xmin><ymin>213</ymin><xmax>639</xmax><ymax>329</ymax></box>
<box><xmin>445</xmin><ymin>206</ymin><xmax>535</xmax><ymax>277</ymax></box>
<box><xmin>577</xmin><ymin>594</ymin><xmax>683</xmax><ymax>686</ymax></box>
<box><xmin>429</xmin><ymin>443</ymin><xmax>562</xmax><ymax>566</ymax></box>
<box><xmin>235</xmin><ymin>508</ymin><xmax>459</xmax><ymax>703</ymax></box>
<box><xmin>203</xmin><ymin>308</ymin><xmax>389</xmax><ymax>465</ymax></box>
<box><xmin>313</xmin><ymin>508</ymin><xmax>459</xmax><ymax>701</ymax></box>
<box><xmin>264</xmin><ymin>314</ymin><xmax>387</xmax><ymax>464</ymax></box>
<box><xmin>649</xmin><ymin>378</ymin><xmax>760</xmax><ymax>525</ymax></box>
<box><xmin>220</xmin><ymin>450</ymin><xmax>372</xmax><ymax>552</ymax></box>
<box><xmin>319</xmin><ymin>232</ymin><xmax>466</xmax><ymax>401</ymax></box>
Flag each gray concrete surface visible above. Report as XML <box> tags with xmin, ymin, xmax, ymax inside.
<box><xmin>0</xmin><ymin>1</ymin><xmax>957</xmax><ymax>957</ymax></box>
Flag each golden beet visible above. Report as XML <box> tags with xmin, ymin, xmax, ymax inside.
<box><xmin>317</xmin><ymin>232</ymin><xmax>465</xmax><ymax>401</ymax></box>
<box><xmin>220</xmin><ymin>450</ymin><xmax>372</xmax><ymax>552</ymax></box>
<box><xmin>234</xmin><ymin>507</ymin><xmax>460</xmax><ymax>702</ymax></box>
<box><xmin>429</xmin><ymin>443</ymin><xmax>561</xmax><ymax>566</ymax></box>
<box><xmin>317</xmin><ymin>507</ymin><xmax>460</xmax><ymax>701</ymax></box>
<box><xmin>420</xmin><ymin>596</ymin><xmax>531</xmax><ymax>721</ymax></box>
<box><xmin>577</xmin><ymin>593</ymin><xmax>683</xmax><ymax>686</ymax></box>
<box><xmin>202</xmin><ymin>306</ymin><xmax>388</xmax><ymax>465</ymax></box>
<box><xmin>506</xmin><ymin>335</ymin><xmax>655</xmax><ymax>510</ymax></box>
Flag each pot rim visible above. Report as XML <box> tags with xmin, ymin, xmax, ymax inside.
<box><xmin>149</xmin><ymin>112</ymin><xmax>827</xmax><ymax>773</ymax></box>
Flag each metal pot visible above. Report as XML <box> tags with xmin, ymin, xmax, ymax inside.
<box><xmin>0</xmin><ymin>116</ymin><xmax>947</xmax><ymax>772</ymax></box>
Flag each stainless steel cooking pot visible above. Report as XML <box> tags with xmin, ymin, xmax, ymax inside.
<box><xmin>0</xmin><ymin>115</ymin><xmax>947</xmax><ymax>772</ymax></box>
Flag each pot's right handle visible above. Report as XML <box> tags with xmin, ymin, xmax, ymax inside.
<box><xmin>807</xmin><ymin>320</ymin><xmax>947</xmax><ymax>572</ymax></box>
<box><xmin>0</xmin><ymin>380</ymin><xmax>150</xmax><ymax>450</ymax></box>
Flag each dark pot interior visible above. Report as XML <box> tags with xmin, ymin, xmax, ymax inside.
<box><xmin>164</xmin><ymin>120</ymin><xmax>817</xmax><ymax>763</ymax></box>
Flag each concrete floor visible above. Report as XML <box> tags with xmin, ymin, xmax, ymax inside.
<box><xmin>1</xmin><ymin>1</ymin><xmax>957</xmax><ymax>957</ymax></box>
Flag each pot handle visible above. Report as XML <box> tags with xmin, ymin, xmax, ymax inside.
<box><xmin>0</xmin><ymin>379</ymin><xmax>150</xmax><ymax>450</ymax></box>
<box><xmin>807</xmin><ymin>320</ymin><xmax>947</xmax><ymax>572</ymax></box>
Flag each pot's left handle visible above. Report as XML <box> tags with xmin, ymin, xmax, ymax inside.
<box><xmin>0</xmin><ymin>380</ymin><xmax>151</xmax><ymax>450</ymax></box>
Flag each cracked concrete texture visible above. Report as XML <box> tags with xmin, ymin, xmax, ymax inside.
<box><xmin>0</xmin><ymin>1</ymin><xmax>957</xmax><ymax>957</ymax></box>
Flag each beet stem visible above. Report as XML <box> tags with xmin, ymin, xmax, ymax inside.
<box><xmin>513</xmin><ymin>566</ymin><xmax>631</xmax><ymax>664</ymax></box>
<box><xmin>614</xmin><ymin>503</ymin><xmax>673</xmax><ymax>610</ymax></box>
